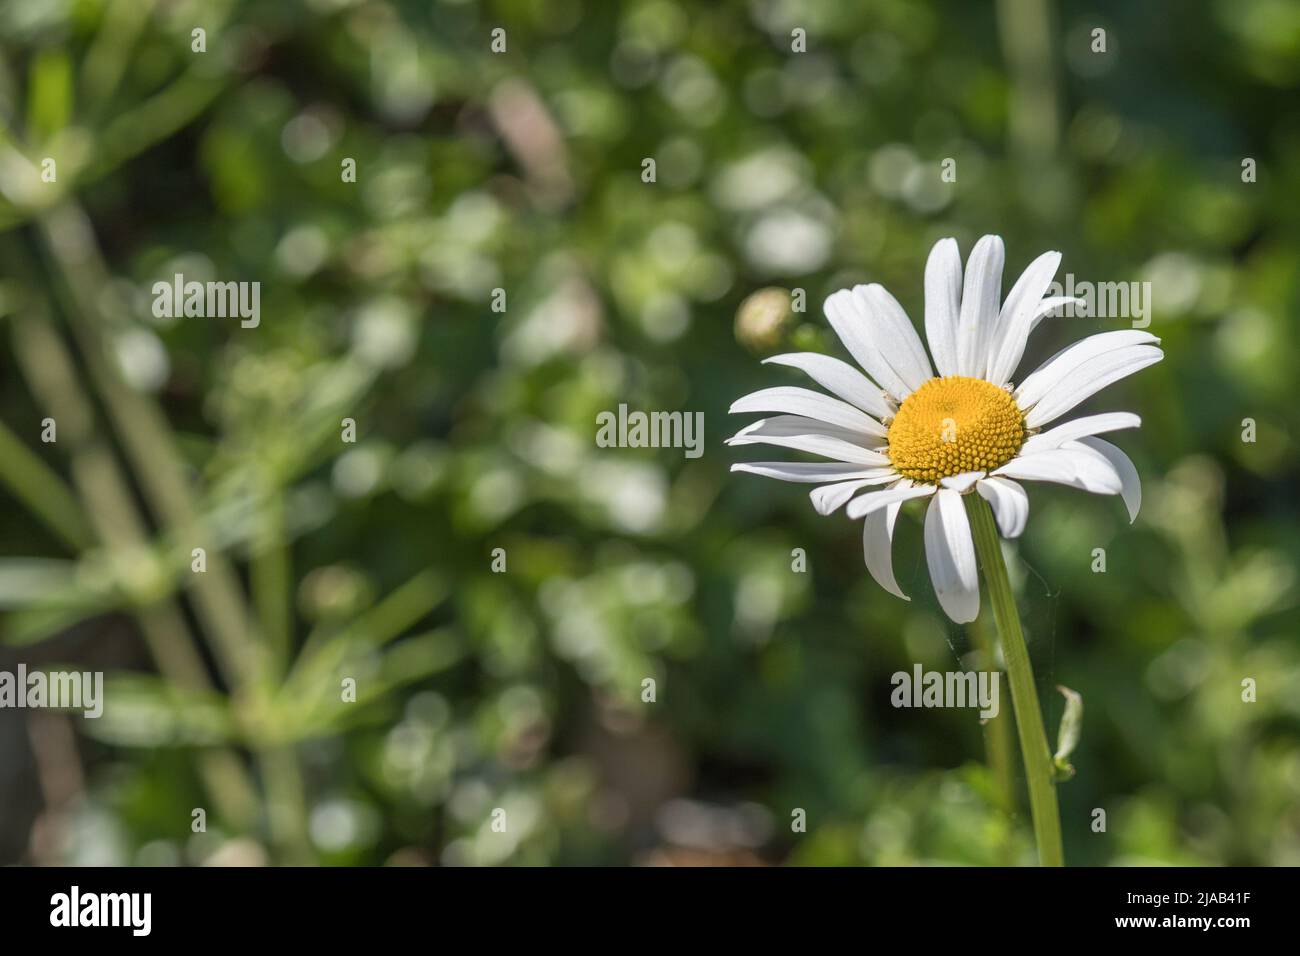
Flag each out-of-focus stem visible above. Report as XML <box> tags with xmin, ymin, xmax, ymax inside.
<box><xmin>0</xmin><ymin>417</ymin><xmax>93</xmax><ymax>551</ymax></box>
<box><xmin>997</xmin><ymin>0</ymin><xmax>1059</xmax><ymax>158</ymax></box>
<box><xmin>33</xmin><ymin>207</ymin><xmax>261</xmax><ymax>693</ymax></box>
<box><xmin>11</xmin><ymin>307</ymin><xmax>258</xmax><ymax>829</ymax></box>
<box><xmin>252</xmin><ymin>488</ymin><xmax>292</xmax><ymax>678</ymax></box>
<box><xmin>966</xmin><ymin>613</ymin><xmax>1018</xmax><ymax>865</ymax></box>
<box><xmin>257</xmin><ymin>745</ymin><xmax>313</xmax><ymax>864</ymax></box>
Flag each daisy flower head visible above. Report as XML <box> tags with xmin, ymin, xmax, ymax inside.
<box><xmin>728</xmin><ymin>235</ymin><xmax>1162</xmax><ymax>624</ymax></box>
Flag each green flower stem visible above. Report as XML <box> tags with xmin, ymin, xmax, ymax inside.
<box><xmin>965</xmin><ymin>494</ymin><xmax>1064</xmax><ymax>867</ymax></box>
<box><xmin>966</xmin><ymin>614</ymin><xmax>1018</xmax><ymax>865</ymax></box>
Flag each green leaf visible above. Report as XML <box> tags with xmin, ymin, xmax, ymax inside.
<box><xmin>1053</xmin><ymin>685</ymin><xmax>1083</xmax><ymax>781</ymax></box>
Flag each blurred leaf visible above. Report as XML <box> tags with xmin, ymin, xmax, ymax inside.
<box><xmin>26</xmin><ymin>49</ymin><xmax>73</xmax><ymax>144</ymax></box>
<box><xmin>81</xmin><ymin>674</ymin><xmax>233</xmax><ymax>748</ymax></box>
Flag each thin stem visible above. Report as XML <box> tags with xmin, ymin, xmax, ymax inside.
<box><xmin>11</xmin><ymin>306</ymin><xmax>258</xmax><ymax>829</ymax></box>
<box><xmin>32</xmin><ymin>208</ymin><xmax>260</xmax><ymax>691</ymax></box>
<box><xmin>966</xmin><ymin>613</ymin><xmax>1018</xmax><ymax>865</ymax></box>
<box><xmin>965</xmin><ymin>494</ymin><xmax>1064</xmax><ymax>867</ymax></box>
<box><xmin>0</xmin><ymin>417</ymin><xmax>93</xmax><ymax>550</ymax></box>
<box><xmin>257</xmin><ymin>745</ymin><xmax>313</xmax><ymax>864</ymax></box>
<box><xmin>252</xmin><ymin>486</ymin><xmax>292</xmax><ymax>679</ymax></box>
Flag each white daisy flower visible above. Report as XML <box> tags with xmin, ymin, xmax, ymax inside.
<box><xmin>728</xmin><ymin>235</ymin><xmax>1163</xmax><ymax>624</ymax></box>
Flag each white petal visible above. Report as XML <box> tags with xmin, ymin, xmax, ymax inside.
<box><xmin>1074</xmin><ymin>437</ymin><xmax>1142</xmax><ymax>521</ymax></box>
<box><xmin>845</xmin><ymin>481</ymin><xmax>936</xmax><ymax>520</ymax></box>
<box><xmin>924</xmin><ymin>488</ymin><xmax>979</xmax><ymax>623</ymax></box>
<box><xmin>809</xmin><ymin>471</ymin><xmax>900</xmax><ymax>515</ymax></box>
<box><xmin>993</xmin><ymin>447</ymin><xmax>1122</xmax><ymax>495</ymax></box>
<box><xmin>984</xmin><ymin>251</ymin><xmax>1061</xmax><ymax>383</ymax></box>
<box><xmin>1023</xmin><ymin>296</ymin><xmax>1075</xmax><ymax>335</ymax></box>
<box><xmin>956</xmin><ymin>235</ymin><xmax>1004</xmax><ymax>377</ymax></box>
<box><xmin>923</xmin><ymin>238</ymin><xmax>962</xmax><ymax>377</ymax></box>
<box><xmin>864</xmin><ymin>490</ymin><xmax>909</xmax><ymax>600</ymax></box>
<box><xmin>1062</xmin><ymin>443</ymin><xmax>1125</xmax><ymax>494</ymax></box>
<box><xmin>730</xmin><ymin>386</ymin><xmax>885</xmax><ymax>436</ymax></box>
<box><xmin>763</xmin><ymin>352</ymin><xmax>895</xmax><ymax>420</ymax></box>
<box><xmin>975</xmin><ymin>476</ymin><xmax>1029</xmax><ymax>538</ymax></box>
<box><xmin>989</xmin><ymin>295</ymin><xmax>1080</xmax><ymax>385</ymax></box>
<box><xmin>1014</xmin><ymin>330</ymin><xmax>1160</xmax><ymax>410</ymax></box>
<box><xmin>1019</xmin><ymin>412</ymin><xmax>1141</xmax><ymax>456</ymax></box>
<box><xmin>992</xmin><ymin>450</ymin><xmax>1077</xmax><ymax>484</ymax></box>
<box><xmin>939</xmin><ymin>470</ymin><xmax>985</xmax><ymax>493</ymax></box>
<box><xmin>824</xmin><ymin>289</ymin><xmax>914</xmax><ymax>401</ymax></box>
<box><xmin>731</xmin><ymin>462</ymin><xmax>891</xmax><ymax>483</ymax></box>
<box><xmin>727</xmin><ymin>418</ymin><xmax>888</xmax><ymax>464</ymax></box>
<box><xmin>852</xmin><ymin>284</ymin><xmax>933</xmax><ymax>393</ymax></box>
<box><xmin>1022</xmin><ymin>345</ymin><xmax>1163</xmax><ymax>428</ymax></box>
<box><xmin>728</xmin><ymin>414</ymin><xmax>880</xmax><ymax>446</ymax></box>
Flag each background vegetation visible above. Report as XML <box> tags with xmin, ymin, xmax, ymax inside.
<box><xmin>0</xmin><ymin>0</ymin><xmax>1297</xmax><ymax>866</ymax></box>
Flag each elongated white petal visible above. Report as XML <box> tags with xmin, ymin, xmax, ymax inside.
<box><xmin>763</xmin><ymin>352</ymin><xmax>894</xmax><ymax>420</ymax></box>
<box><xmin>1020</xmin><ymin>412</ymin><xmax>1141</xmax><ymax>456</ymax></box>
<box><xmin>845</xmin><ymin>481</ymin><xmax>936</xmax><ymax>520</ymax></box>
<box><xmin>956</xmin><ymin>235</ymin><xmax>1005</xmax><ymax>377</ymax></box>
<box><xmin>852</xmin><ymin>284</ymin><xmax>934</xmax><ymax>393</ymax></box>
<box><xmin>864</xmin><ymin>489</ymin><xmax>909</xmax><ymax>600</ymax></box>
<box><xmin>976</xmin><ymin>477</ymin><xmax>1029</xmax><ymax>538</ymax></box>
<box><xmin>727</xmin><ymin>432</ymin><xmax>887</xmax><ymax>464</ymax></box>
<box><xmin>992</xmin><ymin>450</ymin><xmax>1078</xmax><ymax>484</ymax></box>
<box><xmin>730</xmin><ymin>386</ymin><xmax>885</xmax><ymax>435</ymax></box>
<box><xmin>991</xmin><ymin>295</ymin><xmax>1080</xmax><ymax>385</ymax></box>
<box><xmin>939</xmin><ymin>470</ymin><xmax>985</xmax><ymax>493</ymax></box>
<box><xmin>1024</xmin><ymin>296</ymin><xmax>1076</xmax><ymax>335</ymax></box>
<box><xmin>1067</xmin><ymin>443</ymin><xmax>1124</xmax><ymax>494</ymax></box>
<box><xmin>993</xmin><ymin>446</ymin><xmax>1121</xmax><ymax>494</ymax></box>
<box><xmin>924</xmin><ymin>488</ymin><xmax>979</xmax><ymax>623</ymax></box>
<box><xmin>924</xmin><ymin>238</ymin><xmax>962</xmax><ymax>377</ymax></box>
<box><xmin>728</xmin><ymin>414</ymin><xmax>881</xmax><ymax>446</ymax></box>
<box><xmin>824</xmin><ymin>289</ymin><xmax>914</xmax><ymax>401</ymax></box>
<box><xmin>1022</xmin><ymin>345</ymin><xmax>1163</xmax><ymax>428</ymax></box>
<box><xmin>809</xmin><ymin>471</ymin><xmax>900</xmax><ymax>515</ymax></box>
<box><xmin>728</xmin><ymin>416</ymin><xmax>889</xmax><ymax>465</ymax></box>
<box><xmin>987</xmin><ymin>252</ymin><xmax>1060</xmax><ymax>382</ymax></box>
<box><xmin>731</xmin><ymin>462</ymin><xmax>891</xmax><ymax>483</ymax></box>
<box><xmin>1015</xmin><ymin>330</ymin><xmax>1160</xmax><ymax>409</ymax></box>
<box><xmin>984</xmin><ymin>251</ymin><xmax>1061</xmax><ymax>383</ymax></box>
<box><xmin>1074</xmin><ymin>437</ymin><xmax>1141</xmax><ymax>521</ymax></box>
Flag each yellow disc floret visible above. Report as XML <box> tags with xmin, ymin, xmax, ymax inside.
<box><xmin>887</xmin><ymin>376</ymin><xmax>1025</xmax><ymax>483</ymax></box>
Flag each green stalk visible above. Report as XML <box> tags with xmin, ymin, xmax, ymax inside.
<box><xmin>252</xmin><ymin>487</ymin><xmax>292</xmax><ymax>679</ymax></box>
<box><xmin>966</xmin><ymin>613</ymin><xmax>1018</xmax><ymax>865</ymax></box>
<box><xmin>0</xmin><ymin>417</ymin><xmax>93</xmax><ymax>551</ymax></box>
<box><xmin>256</xmin><ymin>745</ymin><xmax>313</xmax><ymax>864</ymax></box>
<box><xmin>965</xmin><ymin>494</ymin><xmax>1064</xmax><ymax>867</ymax></box>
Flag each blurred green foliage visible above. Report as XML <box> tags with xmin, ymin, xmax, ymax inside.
<box><xmin>0</xmin><ymin>0</ymin><xmax>1297</xmax><ymax>866</ymax></box>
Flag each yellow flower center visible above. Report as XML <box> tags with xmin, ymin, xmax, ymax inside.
<box><xmin>887</xmin><ymin>376</ymin><xmax>1025</xmax><ymax>483</ymax></box>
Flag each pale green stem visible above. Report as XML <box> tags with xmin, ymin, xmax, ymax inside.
<box><xmin>0</xmin><ymin>417</ymin><xmax>93</xmax><ymax>551</ymax></box>
<box><xmin>966</xmin><ymin>613</ymin><xmax>1018</xmax><ymax>865</ymax></box>
<box><xmin>11</xmin><ymin>306</ymin><xmax>258</xmax><ymax>829</ymax></box>
<box><xmin>252</xmin><ymin>487</ymin><xmax>292</xmax><ymax>679</ymax></box>
<box><xmin>965</xmin><ymin>494</ymin><xmax>1064</xmax><ymax>867</ymax></box>
<box><xmin>256</xmin><ymin>745</ymin><xmax>313</xmax><ymax>864</ymax></box>
<box><xmin>33</xmin><ymin>208</ymin><xmax>261</xmax><ymax>691</ymax></box>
